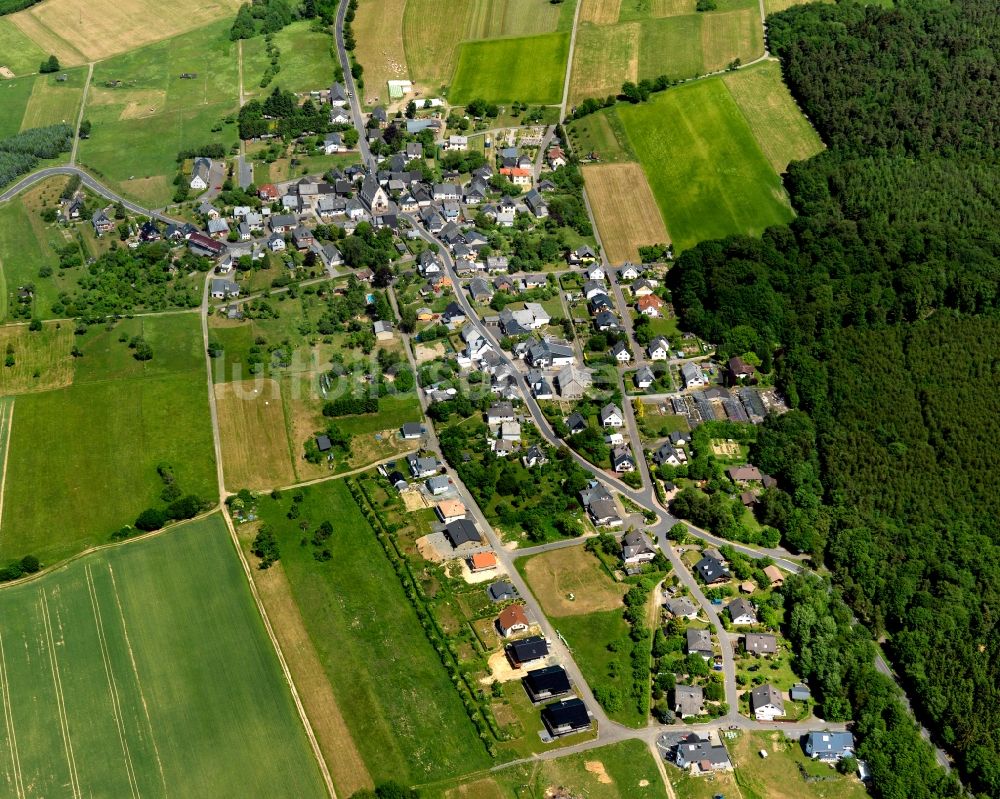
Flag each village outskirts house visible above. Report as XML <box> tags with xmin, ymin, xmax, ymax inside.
<box><xmin>190</xmin><ymin>157</ymin><xmax>213</xmax><ymax>190</ymax></box>
<box><xmin>750</xmin><ymin>683</ymin><xmax>785</xmax><ymax>721</ymax></box>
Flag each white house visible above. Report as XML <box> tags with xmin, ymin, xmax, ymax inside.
<box><xmin>681</xmin><ymin>362</ymin><xmax>707</xmax><ymax>389</ymax></box>
<box><xmin>445</xmin><ymin>135</ymin><xmax>468</xmax><ymax>151</ymax></box>
<box><xmin>190</xmin><ymin>157</ymin><xmax>212</xmax><ymax>190</ymax></box>
<box><xmin>599</xmin><ymin>403</ymin><xmax>624</xmax><ymax>428</ymax></box>
<box><xmin>648</xmin><ymin>337</ymin><xmax>670</xmax><ymax>361</ymax></box>
<box><xmin>750</xmin><ymin>684</ymin><xmax>785</xmax><ymax>721</ymax></box>
<box><xmin>726</xmin><ymin>597</ymin><xmax>758</xmax><ymax>625</ymax></box>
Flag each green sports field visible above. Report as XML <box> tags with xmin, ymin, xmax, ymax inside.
<box><xmin>0</xmin><ymin>314</ymin><xmax>217</xmax><ymax>564</ymax></box>
<box><xmin>76</xmin><ymin>19</ymin><xmax>240</xmax><ymax>206</ymax></box>
<box><xmin>449</xmin><ymin>32</ymin><xmax>569</xmax><ymax>105</ymax></box>
<box><xmin>616</xmin><ymin>77</ymin><xmax>793</xmax><ymax>250</ymax></box>
<box><xmin>0</xmin><ymin>515</ymin><xmax>328</xmax><ymax>798</ymax></box>
<box><xmin>255</xmin><ymin>480</ymin><xmax>491</xmax><ymax>785</ymax></box>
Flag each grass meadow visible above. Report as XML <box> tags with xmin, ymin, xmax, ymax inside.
<box><xmin>353</xmin><ymin>0</ymin><xmax>409</xmax><ymax>104</ymax></box>
<box><xmin>8</xmin><ymin>0</ymin><xmax>241</xmax><ymax>66</ymax></box>
<box><xmin>267</xmin><ymin>21</ymin><xmax>338</xmax><ymax>95</ymax></box>
<box><xmin>616</xmin><ymin>78</ymin><xmax>793</xmax><ymax>250</ymax></box>
<box><xmin>0</xmin><ymin>18</ymin><xmax>47</xmax><ymax>76</ymax></box>
<box><xmin>254</xmin><ymin>480</ymin><xmax>491</xmax><ymax>785</ymax></box>
<box><xmin>19</xmin><ymin>67</ymin><xmax>88</xmax><ymax>131</ymax></box>
<box><xmin>426</xmin><ymin>739</ymin><xmax>668</xmax><ymax>798</ymax></box>
<box><xmin>77</xmin><ymin>19</ymin><xmax>240</xmax><ymax>206</ymax></box>
<box><xmin>0</xmin><ymin>75</ymin><xmax>36</xmax><ymax>139</ymax></box>
<box><xmin>449</xmin><ymin>33</ymin><xmax>569</xmax><ymax>105</ymax></box>
<box><xmin>216</xmin><ymin>378</ymin><xmax>297</xmax><ymax>490</ymax></box>
<box><xmin>723</xmin><ymin>60</ymin><xmax>825</xmax><ymax>172</ymax></box>
<box><xmin>0</xmin><ymin>314</ymin><xmax>216</xmax><ymax>563</ymax></box>
<box><xmin>0</xmin><ymin>515</ymin><xmax>328</xmax><ymax>798</ymax></box>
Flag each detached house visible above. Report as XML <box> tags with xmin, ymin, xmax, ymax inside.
<box><xmin>726</xmin><ymin>597</ymin><xmax>758</xmax><ymax>625</ymax></box>
<box><xmin>750</xmin><ymin>684</ymin><xmax>785</xmax><ymax>721</ymax></box>
<box><xmin>621</xmin><ymin>531</ymin><xmax>656</xmax><ymax>564</ymax></box>
<box><xmin>190</xmin><ymin>157</ymin><xmax>212</xmax><ymax>190</ymax></box>
<box><xmin>599</xmin><ymin>403</ymin><xmax>624</xmax><ymax>428</ymax></box>
<box><xmin>496</xmin><ymin>604</ymin><xmax>530</xmax><ymax>638</ymax></box>
<box><xmin>648</xmin><ymin>337</ymin><xmax>670</xmax><ymax>361</ymax></box>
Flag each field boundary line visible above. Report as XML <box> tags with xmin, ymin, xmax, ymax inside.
<box><xmin>274</xmin><ymin>449</ymin><xmax>418</xmax><ymax>492</ymax></box>
<box><xmin>0</xmin><ymin>399</ymin><xmax>14</xmax><ymax>534</ymax></box>
<box><xmin>85</xmin><ymin>564</ymin><xmax>140</xmax><ymax>799</ymax></box>
<box><xmin>107</xmin><ymin>565</ymin><xmax>169</xmax><ymax>797</ymax></box>
<box><xmin>0</xmin><ymin>631</ymin><xmax>25</xmax><ymax>799</ymax></box>
<box><xmin>40</xmin><ymin>588</ymin><xmax>82</xmax><ymax>799</ymax></box>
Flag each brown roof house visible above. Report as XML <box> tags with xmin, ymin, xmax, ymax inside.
<box><xmin>496</xmin><ymin>604</ymin><xmax>531</xmax><ymax>638</ymax></box>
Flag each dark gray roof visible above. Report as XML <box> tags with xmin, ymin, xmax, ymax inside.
<box><xmin>444</xmin><ymin>519</ymin><xmax>481</xmax><ymax>547</ymax></box>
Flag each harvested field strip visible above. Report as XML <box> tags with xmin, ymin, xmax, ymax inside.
<box><xmin>215</xmin><ymin>379</ymin><xmax>296</xmax><ymax>490</ymax></box>
<box><xmin>583</xmin><ymin>162</ymin><xmax>670</xmax><ymax>263</ymax></box>
<box><xmin>579</xmin><ymin>0</ymin><xmax>621</xmax><ymax>24</ymax></box>
<box><xmin>569</xmin><ymin>22</ymin><xmax>640</xmax><ymax>105</ymax></box>
<box><xmin>7</xmin><ymin>10</ymin><xmax>86</xmax><ymax>66</ymax></box>
<box><xmin>354</xmin><ymin>0</ymin><xmax>408</xmax><ymax>104</ymax></box>
<box><xmin>723</xmin><ymin>59</ymin><xmax>824</xmax><ymax>172</ymax></box>
<box><xmin>402</xmin><ymin>0</ymin><xmax>472</xmax><ymax>85</ymax></box>
<box><xmin>700</xmin><ymin>8</ymin><xmax>763</xmax><ymax>72</ymax></box>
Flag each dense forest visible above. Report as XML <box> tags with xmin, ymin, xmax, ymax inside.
<box><xmin>667</xmin><ymin>0</ymin><xmax>1000</xmax><ymax>795</ymax></box>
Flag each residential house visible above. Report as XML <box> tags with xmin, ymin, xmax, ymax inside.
<box><xmin>681</xmin><ymin>362</ymin><xmax>707</xmax><ymax>389</ymax></box>
<box><xmin>190</xmin><ymin>157</ymin><xmax>212</xmax><ymax>190</ymax></box>
<box><xmin>585</xmin><ymin>264</ymin><xmax>605</xmax><ymax>281</ymax></box>
<box><xmin>323</xmin><ymin>132</ymin><xmax>343</xmax><ymax>154</ymax></box>
<box><xmin>686</xmin><ymin>628</ymin><xmax>714</xmax><ymax>659</ymax></box>
<box><xmin>270</xmin><ymin>214</ymin><xmax>297</xmax><ymax>234</ymax></box>
<box><xmin>673</xmin><ymin>685</ymin><xmax>704</xmax><ymax>718</ymax></box>
<box><xmin>444</xmin><ymin>519</ymin><xmax>482</xmax><ymax>549</ymax></box>
<box><xmin>488</xmin><ymin>581</ymin><xmax>517</xmax><ymax>603</ymax></box>
<box><xmin>726</xmin><ymin>597</ymin><xmax>758</xmax><ymax>625</ymax></box>
<box><xmin>445</xmin><ymin>135</ymin><xmax>468</xmax><ymax>151</ymax></box>
<box><xmin>648</xmin><ymin>337</ymin><xmax>670</xmax><ymax>361</ymax></box>
<box><xmin>611</xmin><ymin>341</ymin><xmax>631</xmax><ymax>363</ymax></box>
<box><xmin>695</xmin><ymin>555</ymin><xmax>730</xmax><ymax>585</ymax></box>
<box><xmin>547</xmin><ymin>146</ymin><xmax>567</xmax><ymax>168</ymax></box>
<box><xmin>496</xmin><ymin>604</ymin><xmax>531</xmax><ymax>638</ymax></box>
<box><xmin>267</xmin><ymin>233</ymin><xmax>286</xmax><ymax>252</ymax></box>
<box><xmin>506</xmin><ymin>635</ymin><xmax>548</xmax><ymax>667</ymax></box>
<box><xmin>442</xmin><ymin>302</ymin><xmax>467</xmax><ymax>329</ymax></box>
<box><xmin>407</xmin><ymin>452</ymin><xmax>440</xmax><ymax>478</ymax></box>
<box><xmin>618</xmin><ymin>263</ymin><xmax>640</xmax><ymax>281</ymax></box>
<box><xmin>750</xmin><ymin>684</ymin><xmax>785</xmax><ymax>721</ymax></box>
<box><xmin>524</xmin><ymin>189</ymin><xmax>548</xmax><ymax>218</ymax></box>
<box><xmin>652</xmin><ymin>443</ymin><xmax>685</xmax><ymax>467</ymax></box>
<box><xmin>622</xmin><ymin>531</ymin><xmax>656</xmax><ymax>564</ymax></box>
<box><xmin>468</xmin><ymin>277</ymin><xmax>493</xmax><ymax>303</ymax></box>
<box><xmin>91</xmin><ymin>208</ymin><xmax>114</xmax><ymax>235</ymax></box>
<box><xmin>426</xmin><ymin>475</ymin><xmax>451</xmax><ymax>495</ymax></box>
<box><xmin>728</xmin><ymin>465</ymin><xmax>764</xmax><ymax>484</ymax></box>
<box><xmin>763</xmin><ymin>565</ymin><xmax>784</xmax><ymax>588</ymax></box>
<box><xmin>612</xmin><ymin>445</ymin><xmax>635</xmax><ymax>473</ymax></box>
<box><xmin>743</xmin><ymin>633</ymin><xmax>778</xmax><ymax>656</ymax></box>
<box><xmin>588</xmin><ymin>498</ymin><xmax>621</xmax><ymax>528</ymax></box>
<box><xmin>258</xmin><ymin>183</ymin><xmax>280</xmax><ymax>201</ymax></box>
<box><xmin>637</xmin><ymin>294</ymin><xmax>665</xmax><ymax>317</ymax></box>
<box><xmin>329</xmin><ymin>81</ymin><xmax>349</xmax><ymax>107</ymax></box>
<box><xmin>568</xmin><ymin>245</ymin><xmax>596</xmax><ymax>265</ymax></box>
<box><xmin>522</xmin><ymin>445</ymin><xmax>547</xmax><ymax>469</ymax></box>
<box><xmin>599</xmin><ymin>403</ymin><xmax>624</xmax><ymax>428</ymax></box>
<box><xmin>499</xmin><ymin>167</ymin><xmax>531</xmax><ymax>189</ymax></box>
<box><xmin>665</xmin><ymin>596</ymin><xmax>698</xmax><ymax>620</ymax></box>
<box><xmin>565</xmin><ymin>411</ymin><xmax>588</xmax><ymax>435</ymax></box>
<box><xmin>728</xmin><ymin>356</ymin><xmax>757</xmax><ymax>385</ymax></box>
<box><xmin>804</xmin><ymin>732</ymin><xmax>856</xmax><ymax>762</ymax></box>
<box><xmin>432</xmin><ymin>183</ymin><xmax>461</xmax><ymax>201</ymax></box>
<box><xmin>526</xmin><ymin>337</ymin><xmax>574</xmax><ymax>369</ymax></box>
<box><xmin>292</xmin><ymin>225</ymin><xmax>314</xmax><ymax>249</ymax></box>
<box><xmin>674</xmin><ymin>733</ymin><xmax>732</xmax><ymax>773</ymax></box>
<box><xmin>487</xmin><ymin>402</ymin><xmax>516</xmax><ymax>425</ymax></box>
<box><xmin>207</xmin><ymin>217</ymin><xmax>230</xmax><ymax>238</ymax></box>
<box><xmin>486</xmin><ymin>255</ymin><xmax>510</xmax><ymax>273</ymax></box>
<box><xmin>541</xmin><ymin>699</ymin><xmax>591</xmax><ymax>738</ymax></box>
<box><xmin>210</xmin><ymin>278</ymin><xmax>240</xmax><ymax>299</ymax></box>
<box><xmin>632</xmin><ymin>278</ymin><xmax>657</xmax><ymax>297</ymax></box>
<box><xmin>468</xmin><ymin>552</ymin><xmax>497</xmax><ymax>573</ymax></box>
<box><xmin>635</xmin><ymin>366</ymin><xmax>655</xmax><ymax>389</ymax></box>
<box><xmin>594</xmin><ymin>310</ymin><xmax>620</xmax><ymax>332</ymax></box>
<box><xmin>523</xmin><ymin>665</ymin><xmax>571</xmax><ymax>702</ymax></box>
<box><xmin>435</xmin><ymin>499</ymin><xmax>466</xmax><ymax>524</ymax></box>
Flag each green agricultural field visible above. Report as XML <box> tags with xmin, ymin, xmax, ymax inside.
<box><xmin>402</xmin><ymin>0</ymin><xmax>466</xmax><ymax>87</ymax></box>
<box><xmin>449</xmin><ymin>32</ymin><xmax>569</xmax><ymax>105</ymax></box>
<box><xmin>0</xmin><ymin>74</ymin><xmax>35</xmax><ymax>139</ymax></box>
<box><xmin>18</xmin><ymin>67</ymin><xmax>88</xmax><ymax>131</ymax></box>
<box><xmin>254</xmin><ymin>480</ymin><xmax>491</xmax><ymax>785</ymax></box>
<box><xmin>723</xmin><ymin>60</ymin><xmax>824</xmax><ymax>172</ymax></box>
<box><xmin>617</xmin><ymin>78</ymin><xmax>793</xmax><ymax>251</ymax></box>
<box><xmin>0</xmin><ymin>515</ymin><xmax>328</xmax><ymax>797</ymax></box>
<box><xmin>0</xmin><ymin>314</ymin><xmax>216</xmax><ymax>563</ymax></box>
<box><xmin>570</xmin><ymin>22</ymin><xmax>641</xmax><ymax>104</ymax></box>
<box><xmin>425</xmin><ymin>739</ymin><xmax>668</xmax><ymax>798</ymax></box>
<box><xmin>567</xmin><ymin>111</ymin><xmax>635</xmax><ymax>162</ymax></box>
<box><xmin>0</xmin><ymin>18</ymin><xmax>47</xmax><ymax>76</ymax></box>
<box><xmin>639</xmin><ymin>16</ymin><xmax>704</xmax><ymax>79</ymax></box>
<box><xmin>77</xmin><ymin>19</ymin><xmax>240</xmax><ymax>206</ymax></box>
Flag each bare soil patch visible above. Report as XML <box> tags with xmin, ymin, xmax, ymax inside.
<box><xmin>585</xmin><ymin>760</ymin><xmax>613</xmax><ymax>784</ymax></box>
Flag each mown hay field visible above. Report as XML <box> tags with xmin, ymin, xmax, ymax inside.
<box><xmin>8</xmin><ymin>0</ymin><xmax>242</xmax><ymax>65</ymax></box>
<box><xmin>449</xmin><ymin>32</ymin><xmax>569</xmax><ymax>105</ymax></box>
<box><xmin>583</xmin><ymin>163</ymin><xmax>670</xmax><ymax>263</ymax></box>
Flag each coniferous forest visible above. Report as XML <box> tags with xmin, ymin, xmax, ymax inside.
<box><xmin>667</xmin><ymin>0</ymin><xmax>1000</xmax><ymax>796</ymax></box>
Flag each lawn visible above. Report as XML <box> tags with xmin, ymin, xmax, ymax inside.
<box><xmin>732</xmin><ymin>731</ymin><xmax>869</xmax><ymax>799</ymax></box>
<box><xmin>428</xmin><ymin>738</ymin><xmax>669</xmax><ymax>798</ymax></box>
<box><xmin>77</xmin><ymin>19</ymin><xmax>240</xmax><ymax>206</ymax></box>
<box><xmin>0</xmin><ymin>74</ymin><xmax>36</xmax><ymax>139</ymax></box>
<box><xmin>616</xmin><ymin>77</ymin><xmax>793</xmax><ymax>251</ymax></box>
<box><xmin>0</xmin><ymin>314</ymin><xmax>217</xmax><ymax>564</ymax></box>
<box><xmin>583</xmin><ymin>162</ymin><xmax>670</xmax><ymax>262</ymax></box>
<box><xmin>723</xmin><ymin>60</ymin><xmax>824</xmax><ymax>172</ymax></box>
<box><xmin>449</xmin><ymin>33</ymin><xmax>569</xmax><ymax>105</ymax></box>
<box><xmin>0</xmin><ymin>514</ymin><xmax>328</xmax><ymax>797</ymax></box>
<box><xmin>253</xmin><ymin>480</ymin><xmax>492</xmax><ymax>785</ymax></box>
<box><xmin>520</xmin><ymin>544</ymin><xmax>625</xmax><ymax>618</ymax></box>
<box><xmin>8</xmin><ymin>0</ymin><xmax>241</xmax><ymax>66</ymax></box>
<box><xmin>0</xmin><ymin>17</ymin><xmax>47</xmax><ymax>76</ymax></box>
